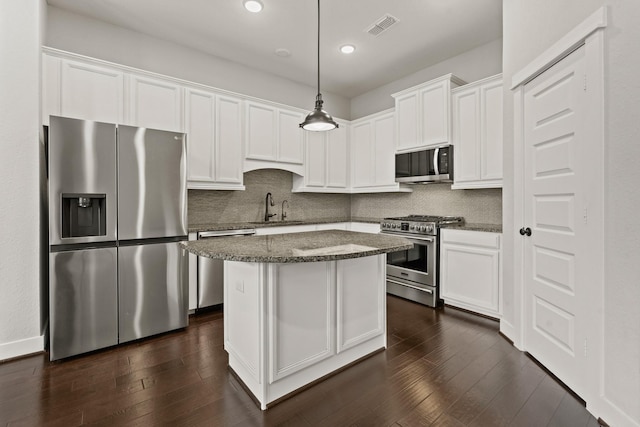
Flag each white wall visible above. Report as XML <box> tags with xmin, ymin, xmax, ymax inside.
<box><xmin>503</xmin><ymin>2</ymin><xmax>640</xmax><ymax>425</ymax></box>
<box><xmin>0</xmin><ymin>0</ymin><xmax>44</xmax><ymax>359</ymax></box>
<box><xmin>45</xmin><ymin>6</ymin><xmax>351</xmax><ymax>120</ymax></box>
<box><xmin>350</xmin><ymin>38</ymin><xmax>503</xmax><ymax>119</ymax></box>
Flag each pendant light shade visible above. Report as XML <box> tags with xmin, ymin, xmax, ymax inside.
<box><xmin>299</xmin><ymin>0</ymin><xmax>338</xmax><ymax>131</ymax></box>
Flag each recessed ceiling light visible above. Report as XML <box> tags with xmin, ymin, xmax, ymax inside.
<box><xmin>340</xmin><ymin>44</ymin><xmax>356</xmax><ymax>54</ymax></box>
<box><xmin>243</xmin><ymin>0</ymin><xmax>263</xmax><ymax>13</ymax></box>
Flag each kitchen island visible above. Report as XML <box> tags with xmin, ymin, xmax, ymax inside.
<box><xmin>183</xmin><ymin>230</ymin><xmax>412</xmax><ymax>409</ymax></box>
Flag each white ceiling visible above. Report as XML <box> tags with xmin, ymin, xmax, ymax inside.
<box><xmin>46</xmin><ymin>0</ymin><xmax>503</xmax><ymax>99</ymax></box>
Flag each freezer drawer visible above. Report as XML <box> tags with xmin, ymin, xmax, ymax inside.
<box><xmin>49</xmin><ymin>247</ymin><xmax>118</xmax><ymax>360</ymax></box>
<box><xmin>118</xmin><ymin>242</ymin><xmax>188</xmax><ymax>343</ymax></box>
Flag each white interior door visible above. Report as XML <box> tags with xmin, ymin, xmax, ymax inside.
<box><xmin>522</xmin><ymin>45</ymin><xmax>591</xmax><ymax>398</ymax></box>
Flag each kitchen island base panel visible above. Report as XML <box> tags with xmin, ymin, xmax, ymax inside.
<box><xmin>223</xmin><ymin>255</ymin><xmax>387</xmax><ymax>410</ymax></box>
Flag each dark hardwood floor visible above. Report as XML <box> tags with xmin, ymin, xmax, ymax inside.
<box><xmin>1</xmin><ymin>296</ymin><xmax>600</xmax><ymax>426</ymax></box>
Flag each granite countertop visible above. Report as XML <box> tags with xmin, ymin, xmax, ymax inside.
<box><xmin>443</xmin><ymin>223</ymin><xmax>503</xmax><ymax>233</ymax></box>
<box><xmin>182</xmin><ymin>229</ymin><xmax>412</xmax><ymax>263</ymax></box>
<box><xmin>188</xmin><ymin>217</ymin><xmax>381</xmax><ymax>233</ymax></box>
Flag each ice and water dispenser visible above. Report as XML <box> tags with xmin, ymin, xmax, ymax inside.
<box><xmin>61</xmin><ymin>193</ymin><xmax>107</xmax><ymax>238</ymax></box>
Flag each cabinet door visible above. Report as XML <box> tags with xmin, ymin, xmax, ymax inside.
<box><xmin>420</xmin><ymin>80</ymin><xmax>449</xmax><ymax>146</ymax></box>
<box><xmin>350</xmin><ymin>121</ymin><xmax>374</xmax><ymax>188</ymax></box>
<box><xmin>373</xmin><ymin>113</ymin><xmax>396</xmax><ymax>187</ymax></box>
<box><xmin>278</xmin><ymin>109</ymin><xmax>304</xmax><ymax>164</ymax></box>
<box><xmin>58</xmin><ymin>58</ymin><xmax>124</xmax><ymax>124</ymax></box>
<box><xmin>128</xmin><ymin>74</ymin><xmax>182</xmax><ymax>132</ymax></box>
<box><xmin>395</xmin><ymin>92</ymin><xmax>419</xmax><ymax>151</ymax></box>
<box><xmin>185</xmin><ymin>88</ymin><xmax>216</xmax><ymax>183</ymax></box>
<box><xmin>481</xmin><ymin>80</ymin><xmax>503</xmax><ymax>181</ymax></box>
<box><xmin>215</xmin><ymin>95</ymin><xmax>244</xmax><ymax>185</ymax></box>
<box><xmin>453</xmin><ymin>88</ymin><xmax>481</xmax><ymax>184</ymax></box>
<box><xmin>337</xmin><ymin>256</ymin><xmax>385</xmax><ymax>352</ymax></box>
<box><xmin>440</xmin><ymin>230</ymin><xmax>501</xmax><ymax>317</ymax></box>
<box><xmin>305</xmin><ymin>131</ymin><xmax>327</xmax><ymax>187</ymax></box>
<box><xmin>246</xmin><ymin>102</ymin><xmax>276</xmax><ymax>160</ymax></box>
<box><xmin>326</xmin><ymin>123</ymin><xmax>349</xmax><ymax>188</ymax></box>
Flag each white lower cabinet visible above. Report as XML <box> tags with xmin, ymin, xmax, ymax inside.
<box><xmin>254</xmin><ymin>224</ymin><xmax>317</xmax><ymax>236</ymax></box>
<box><xmin>440</xmin><ymin>229</ymin><xmax>501</xmax><ymax>318</ymax></box>
<box><xmin>224</xmin><ymin>254</ymin><xmax>386</xmax><ymax>409</ymax></box>
<box><xmin>348</xmin><ymin>222</ymin><xmax>380</xmax><ymax>234</ymax></box>
<box><xmin>254</xmin><ymin>222</ymin><xmax>369</xmax><ymax>235</ymax></box>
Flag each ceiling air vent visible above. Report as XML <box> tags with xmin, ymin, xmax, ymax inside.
<box><xmin>365</xmin><ymin>14</ymin><xmax>399</xmax><ymax>37</ymax></box>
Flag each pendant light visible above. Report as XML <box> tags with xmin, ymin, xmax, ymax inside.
<box><xmin>299</xmin><ymin>0</ymin><xmax>339</xmax><ymax>131</ymax></box>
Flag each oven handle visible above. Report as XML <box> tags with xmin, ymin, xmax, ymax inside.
<box><xmin>380</xmin><ymin>232</ymin><xmax>435</xmax><ymax>243</ymax></box>
<box><xmin>386</xmin><ymin>278</ymin><xmax>433</xmax><ymax>294</ymax></box>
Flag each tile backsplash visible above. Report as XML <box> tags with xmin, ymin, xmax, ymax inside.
<box><xmin>188</xmin><ymin>169</ymin><xmax>351</xmax><ymax>225</ymax></box>
<box><xmin>189</xmin><ymin>169</ymin><xmax>502</xmax><ymax>225</ymax></box>
<box><xmin>350</xmin><ymin>184</ymin><xmax>502</xmax><ymax>224</ymax></box>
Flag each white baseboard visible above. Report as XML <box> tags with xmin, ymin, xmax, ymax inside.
<box><xmin>0</xmin><ymin>335</ymin><xmax>44</xmax><ymax>361</ymax></box>
<box><xmin>589</xmin><ymin>395</ymin><xmax>640</xmax><ymax>427</ymax></box>
<box><xmin>499</xmin><ymin>319</ymin><xmax>524</xmax><ymax>350</ymax></box>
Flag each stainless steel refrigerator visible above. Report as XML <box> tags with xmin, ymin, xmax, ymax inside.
<box><xmin>47</xmin><ymin>116</ymin><xmax>188</xmax><ymax>361</ymax></box>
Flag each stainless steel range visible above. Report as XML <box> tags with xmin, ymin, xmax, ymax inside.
<box><xmin>380</xmin><ymin>215</ymin><xmax>463</xmax><ymax>307</ymax></box>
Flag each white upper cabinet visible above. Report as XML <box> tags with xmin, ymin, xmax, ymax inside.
<box><xmin>350</xmin><ymin>110</ymin><xmax>403</xmax><ymax>192</ymax></box>
<box><xmin>292</xmin><ymin>120</ymin><xmax>349</xmax><ymax>193</ymax></box>
<box><xmin>451</xmin><ymin>74</ymin><xmax>503</xmax><ymax>189</ymax></box>
<box><xmin>245</xmin><ymin>101</ymin><xmax>304</xmax><ymax>166</ymax></box>
<box><xmin>392</xmin><ymin>74</ymin><xmax>465</xmax><ymax>152</ymax></box>
<box><xmin>127</xmin><ymin>73</ymin><xmax>183</xmax><ymax>132</ymax></box>
<box><xmin>277</xmin><ymin>109</ymin><xmax>304</xmax><ymax>164</ymax></box>
<box><xmin>185</xmin><ymin>87</ymin><xmax>244</xmax><ymax>190</ymax></box>
<box><xmin>42</xmin><ymin>54</ymin><xmax>124</xmax><ymax>125</ymax></box>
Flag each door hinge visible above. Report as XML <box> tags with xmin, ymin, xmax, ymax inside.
<box><xmin>583</xmin><ymin>74</ymin><xmax>587</xmax><ymax>91</ymax></box>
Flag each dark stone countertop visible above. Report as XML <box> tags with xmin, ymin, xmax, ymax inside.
<box><xmin>442</xmin><ymin>223</ymin><xmax>503</xmax><ymax>233</ymax></box>
<box><xmin>188</xmin><ymin>217</ymin><xmax>381</xmax><ymax>233</ymax></box>
<box><xmin>182</xmin><ymin>229</ymin><xmax>411</xmax><ymax>263</ymax></box>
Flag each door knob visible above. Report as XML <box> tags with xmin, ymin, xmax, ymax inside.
<box><xmin>519</xmin><ymin>227</ymin><xmax>532</xmax><ymax>236</ymax></box>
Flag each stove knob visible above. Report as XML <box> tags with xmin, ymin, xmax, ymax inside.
<box><xmin>392</xmin><ymin>223</ymin><xmax>397</xmax><ymax>229</ymax></box>
<box><xmin>410</xmin><ymin>225</ymin><xmax>416</xmax><ymax>230</ymax></box>
<box><xmin>384</xmin><ymin>223</ymin><xmax>390</xmax><ymax>229</ymax></box>
<box><xmin>420</xmin><ymin>225</ymin><xmax>426</xmax><ymax>232</ymax></box>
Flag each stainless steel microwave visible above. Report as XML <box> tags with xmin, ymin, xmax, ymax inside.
<box><xmin>395</xmin><ymin>145</ymin><xmax>453</xmax><ymax>183</ymax></box>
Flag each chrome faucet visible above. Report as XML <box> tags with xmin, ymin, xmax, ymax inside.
<box><xmin>264</xmin><ymin>192</ymin><xmax>277</xmax><ymax>222</ymax></box>
<box><xmin>281</xmin><ymin>200</ymin><xmax>289</xmax><ymax>221</ymax></box>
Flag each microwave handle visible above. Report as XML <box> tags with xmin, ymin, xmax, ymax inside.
<box><xmin>433</xmin><ymin>147</ymin><xmax>440</xmax><ymax>175</ymax></box>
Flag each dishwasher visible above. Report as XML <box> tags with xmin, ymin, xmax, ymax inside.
<box><xmin>197</xmin><ymin>228</ymin><xmax>256</xmax><ymax>309</ymax></box>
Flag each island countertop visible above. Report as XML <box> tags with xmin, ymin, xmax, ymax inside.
<box><xmin>182</xmin><ymin>229</ymin><xmax>412</xmax><ymax>263</ymax></box>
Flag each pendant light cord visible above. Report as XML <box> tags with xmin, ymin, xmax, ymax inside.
<box><xmin>316</xmin><ymin>0</ymin><xmax>321</xmax><ymax>97</ymax></box>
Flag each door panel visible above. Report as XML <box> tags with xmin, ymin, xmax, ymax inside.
<box><xmin>523</xmin><ymin>45</ymin><xmax>587</xmax><ymax>397</ymax></box>
<box><xmin>117</xmin><ymin>126</ymin><xmax>187</xmax><ymax>239</ymax></box>
<box><xmin>118</xmin><ymin>242</ymin><xmax>188</xmax><ymax>343</ymax></box>
<box><xmin>48</xmin><ymin>117</ymin><xmax>117</xmax><ymax>245</ymax></box>
<box><xmin>49</xmin><ymin>247</ymin><xmax>118</xmax><ymax>360</ymax></box>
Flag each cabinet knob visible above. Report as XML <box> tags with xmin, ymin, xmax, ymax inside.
<box><xmin>519</xmin><ymin>227</ymin><xmax>532</xmax><ymax>236</ymax></box>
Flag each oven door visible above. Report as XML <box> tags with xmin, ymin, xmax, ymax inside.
<box><xmin>383</xmin><ymin>234</ymin><xmax>438</xmax><ymax>306</ymax></box>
